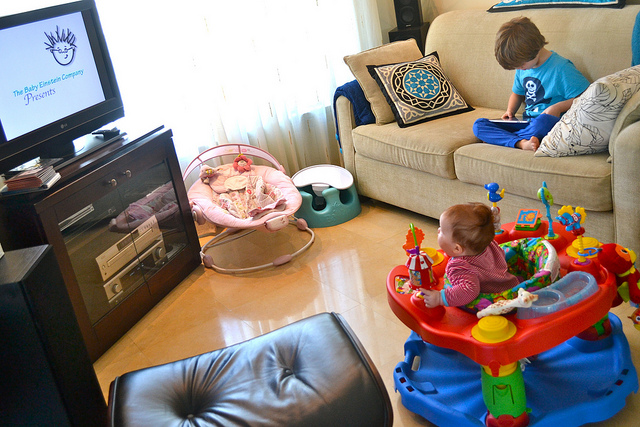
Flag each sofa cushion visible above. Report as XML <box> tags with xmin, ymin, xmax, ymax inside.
<box><xmin>455</xmin><ymin>144</ymin><xmax>611</xmax><ymax>211</ymax></box>
<box><xmin>367</xmin><ymin>52</ymin><xmax>473</xmax><ymax>128</ymax></box>
<box><xmin>488</xmin><ymin>0</ymin><xmax>625</xmax><ymax>12</ymax></box>
<box><xmin>344</xmin><ymin>39</ymin><xmax>423</xmax><ymax>126</ymax></box>
<box><xmin>352</xmin><ymin>108</ymin><xmax>494</xmax><ymax>180</ymax></box>
<box><xmin>537</xmin><ymin>65</ymin><xmax>640</xmax><ymax>157</ymax></box>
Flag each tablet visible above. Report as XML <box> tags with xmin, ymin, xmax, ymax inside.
<box><xmin>489</xmin><ymin>117</ymin><xmax>529</xmax><ymax>124</ymax></box>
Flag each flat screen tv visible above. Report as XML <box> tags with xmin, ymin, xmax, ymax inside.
<box><xmin>0</xmin><ymin>0</ymin><xmax>124</xmax><ymax>174</ymax></box>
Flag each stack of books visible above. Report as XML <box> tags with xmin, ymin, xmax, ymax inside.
<box><xmin>2</xmin><ymin>158</ymin><xmax>61</xmax><ymax>194</ymax></box>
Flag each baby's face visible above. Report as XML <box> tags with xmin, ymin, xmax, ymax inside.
<box><xmin>437</xmin><ymin>213</ymin><xmax>458</xmax><ymax>257</ymax></box>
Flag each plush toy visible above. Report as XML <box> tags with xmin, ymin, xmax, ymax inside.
<box><xmin>477</xmin><ymin>288</ymin><xmax>539</xmax><ymax>319</ymax></box>
<box><xmin>199</xmin><ymin>165</ymin><xmax>220</xmax><ymax>184</ymax></box>
<box><xmin>199</xmin><ymin>164</ymin><xmax>249</xmax><ymax>194</ymax></box>
<box><xmin>233</xmin><ymin>154</ymin><xmax>252</xmax><ymax>172</ymax></box>
<box><xmin>597</xmin><ymin>243</ymin><xmax>640</xmax><ymax>307</ymax></box>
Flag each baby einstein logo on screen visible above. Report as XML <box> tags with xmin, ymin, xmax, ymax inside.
<box><xmin>44</xmin><ymin>25</ymin><xmax>76</xmax><ymax>66</ymax></box>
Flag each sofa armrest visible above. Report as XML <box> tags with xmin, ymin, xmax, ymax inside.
<box><xmin>610</xmin><ymin>89</ymin><xmax>640</xmax><ymax>158</ymax></box>
<box><xmin>611</xmin><ymin>119</ymin><xmax>640</xmax><ymax>252</ymax></box>
<box><xmin>336</xmin><ymin>95</ymin><xmax>358</xmax><ymax>182</ymax></box>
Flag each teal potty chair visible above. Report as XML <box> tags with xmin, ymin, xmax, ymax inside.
<box><xmin>292</xmin><ymin>165</ymin><xmax>361</xmax><ymax>228</ymax></box>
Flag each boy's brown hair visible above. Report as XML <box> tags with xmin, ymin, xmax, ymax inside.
<box><xmin>443</xmin><ymin>202</ymin><xmax>495</xmax><ymax>255</ymax></box>
<box><xmin>494</xmin><ymin>16</ymin><xmax>548</xmax><ymax>70</ymax></box>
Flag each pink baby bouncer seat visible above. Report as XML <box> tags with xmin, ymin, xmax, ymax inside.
<box><xmin>182</xmin><ymin>144</ymin><xmax>314</xmax><ymax>273</ymax></box>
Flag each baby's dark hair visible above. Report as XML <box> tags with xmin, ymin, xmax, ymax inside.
<box><xmin>495</xmin><ymin>16</ymin><xmax>547</xmax><ymax>70</ymax></box>
<box><xmin>442</xmin><ymin>203</ymin><xmax>495</xmax><ymax>255</ymax></box>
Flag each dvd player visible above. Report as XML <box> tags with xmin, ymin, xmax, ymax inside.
<box><xmin>96</xmin><ymin>215</ymin><xmax>162</xmax><ymax>281</ymax></box>
<box><xmin>102</xmin><ymin>237</ymin><xmax>167</xmax><ymax>303</ymax></box>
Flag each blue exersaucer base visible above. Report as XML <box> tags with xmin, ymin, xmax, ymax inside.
<box><xmin>394</xmin><ymin>313</ymin><xmax>638</xmax><ymax>426</ymax></box>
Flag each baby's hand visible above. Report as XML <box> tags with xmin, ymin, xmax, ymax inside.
<box><xmin>422</xmin><ymin>289</ymin><xmax>442</xmax><ymax>308</ymax></box>
<box><xmin>501</xmin><ymin>111</ymin><xmax>515</xmax><ymax>120</ymax></box>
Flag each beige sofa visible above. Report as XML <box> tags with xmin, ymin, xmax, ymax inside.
<box><xmin>337</xmin><ymin>5</ymin><xmax>640</xmax><ymax>252</ymax></box>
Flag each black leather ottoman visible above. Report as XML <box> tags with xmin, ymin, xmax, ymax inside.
<box><xmin>108</xmin><ymin>312</ymin><xmax>393</xmax><ymax>426</ymax></box>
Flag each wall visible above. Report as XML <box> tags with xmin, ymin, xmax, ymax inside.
<box><xmin>431</xmin><ymin>0</ymin><xmax>497</xmax><ymax>14</ymax></box>
<box><xmin>378</xmin><ymin>0</ymin><xmax>640</xmax><ymax>43</ymax></box>
<box><xmin>378</xmin><ymin>0</ymin><xmax>496</xmax><ymax>43</ymax></box>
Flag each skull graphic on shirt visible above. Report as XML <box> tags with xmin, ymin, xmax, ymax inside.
<box><xmin>522</xmin><ymin>77</ymin><xmax>551</xmax><ymax>108</ymax></box>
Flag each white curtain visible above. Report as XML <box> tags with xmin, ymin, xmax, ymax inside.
<box><xmin>89</xmin><ymin>0</ymin><xmax>382</xmax><ymax>179</ymax></box>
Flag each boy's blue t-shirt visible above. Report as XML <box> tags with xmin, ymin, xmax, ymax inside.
<box><xmin>513</xmin><ymin>51</ymin><xmax>590</xmax><ymax>119</ymax></box>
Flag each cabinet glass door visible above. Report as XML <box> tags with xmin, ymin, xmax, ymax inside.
<box><xmin>58</xmin><ymin>160</ymin><xmax>189</xmax><ymax>325</ymax></box>
<box><xmin>115</xmin><ymin>161</ymin><xmax>189</xmax><ymax>282</ymax></box>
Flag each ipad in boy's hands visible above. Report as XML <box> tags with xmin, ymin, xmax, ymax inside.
<box><xmin>490</xmin><ymin>116</ymin><xmax>529</xmax><ymax>124</ymax></box>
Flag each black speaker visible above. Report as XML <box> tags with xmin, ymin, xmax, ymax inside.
<box><xmin>389</xmin><ymin>23</ymin><xmax>429</xmax><ymax>54</ymax></box>
<box><xmin>394</xmin><ymin>0</ymin><xmax>423</xmax><ymax>29</ymax></box>
<box><xmin>0</xmin><ymin>245</ymin><xmax>107</xmax><ymax>426</ymax></box>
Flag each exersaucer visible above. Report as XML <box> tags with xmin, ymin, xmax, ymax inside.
<box><xmin>388</xmin><ymin>220</ymin><xmax>638</xmax><ymax>426</ymax></box>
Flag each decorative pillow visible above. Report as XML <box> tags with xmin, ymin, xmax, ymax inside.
<box><xmin>344</xmin><ymin>39</ymin><xmax>423</xmax><ymax>125</ymax></box>
<box><xmin>367</xmin><ymin>52</ymin><xmax>473</xmax><ymax>128</ymax></box>
<box><xmin>488</xmin><ymin>0</ymin><xmax>625</xmax><ymax>12</ymax></box>
<box><xmin>535</xmin><ymin>65</ymin><xmax>640</xmax><ymax>157</ymax></box>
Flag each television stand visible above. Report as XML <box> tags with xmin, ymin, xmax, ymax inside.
<box><xmin>0</xmin><ymin>126</ymin><xmax>201</xmax><ymax>361</ymax></box>
<box><xmin>53</xmin><ymin>121</ymin><xmax>164</xmax><ymax>172</ymax></box>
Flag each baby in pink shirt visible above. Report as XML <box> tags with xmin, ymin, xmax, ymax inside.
<box><xmin>423</xmin><ymin>203</ymin><xmax>520</xmax><ymax>308</ymax></box>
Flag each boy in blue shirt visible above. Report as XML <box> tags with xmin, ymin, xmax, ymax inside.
<box><xmin>473</xmin><ymin>17</ymin><xmax>590</xmax><ymax>151</ymax></box>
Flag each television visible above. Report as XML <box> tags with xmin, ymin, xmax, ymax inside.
<box><xmin>0</xmin><ymin>0</ymin><xmax>124</xmax><ymax>174</ymax></box>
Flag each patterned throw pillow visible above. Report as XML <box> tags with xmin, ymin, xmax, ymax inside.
<box><xmin>343</xmin><ymin>39</ymin><xmax>423</xmax><ymax>125</ymax></box>
<box><xmin>536</xmin><ymin>65</ymin><xmax>640</xmax><ymax>157</ymax></box>
<box><xmin>488</xmin><ymin>0</ymin><xmax>625</xmax><ymax>12</ymax></box>
<box><xmin>367</xmin><ymin>52</ymin><xmax>473</xmax><ymax>128</ymax></box>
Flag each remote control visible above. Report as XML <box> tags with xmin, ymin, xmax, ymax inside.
<box><xmin>91</xmin><ymin>128</ymin><xmax>121</xmax><ymax>139</ymax></box>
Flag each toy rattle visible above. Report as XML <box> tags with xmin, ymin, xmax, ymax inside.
<box><xmin>485</xmin><ymin>182</ymin><xmax>504</xmax><ymax>234</ymax></box>
<box><xmin>537</xmin><ymin>181</ymin><xmax>556</xmax><ymax>239</ymax></box>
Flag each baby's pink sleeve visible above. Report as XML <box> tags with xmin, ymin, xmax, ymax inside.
<box><xmin>443</xmin><ymin>266</ymin><xmax>480</xmax><ymax>307</ymax></box>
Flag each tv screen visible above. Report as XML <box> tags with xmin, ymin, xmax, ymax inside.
<box><xmin>0</xmin><ymin>0</ymin><xmax>124</xmax><ymax>174</ymax></box>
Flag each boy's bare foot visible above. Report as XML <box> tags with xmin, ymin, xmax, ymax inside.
<box><xmin>516</xmin><ymin>136</ymin><xmax>540</xmax><ymax>151</ymax></box>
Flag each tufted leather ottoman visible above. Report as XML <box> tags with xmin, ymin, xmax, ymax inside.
<box><xmin>108</xmin><ymin>312</ymin><xmax>393</xmax><ymax>426</ymax></box>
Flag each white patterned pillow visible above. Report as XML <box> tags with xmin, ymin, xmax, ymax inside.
<box><xmin>536</xmin><ymin>65</ymin><xmax>640</xmax><ymax>157</ymax></box>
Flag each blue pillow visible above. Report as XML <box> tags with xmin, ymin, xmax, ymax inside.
<box><xmin>633</xmin><ymin>9</ymin><xmax>640</xmax><ymax>66</ymax></box>
<box><xmin>488</xmin><ymin>0</ymin><xmax>625</xmax><ymax>12</ymax></box>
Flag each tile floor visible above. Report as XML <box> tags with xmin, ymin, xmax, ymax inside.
<box><xmin>94</xmin><ymin>198</ymin><xmax>639</xmax><ymax>426</ymax></box>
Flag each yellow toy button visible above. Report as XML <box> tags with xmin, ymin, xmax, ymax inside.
<box><xmin>472</xmin><ymin>315</ymin><xmax>517</xmax><ymax>343</ymax></box>
<box><xmin>566</xmin><ymin>237</ymin><xmax>600</xmax><ymax>259</ymax></box>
